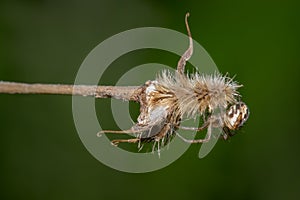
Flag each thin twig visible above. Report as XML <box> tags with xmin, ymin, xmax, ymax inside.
<box><xmin>0</xmin><ymin>81</ymin><xmax>142</xmax><ymax>101</ymax></box>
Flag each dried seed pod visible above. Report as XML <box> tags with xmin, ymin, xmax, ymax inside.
<box><xmin>99</xmin><ymin>13</ymin><xmax>249</xmax><ymax>152</ymax></box>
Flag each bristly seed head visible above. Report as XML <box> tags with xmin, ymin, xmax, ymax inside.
<box><xmin>156</xmin><ymin>70</ymin><xmax>243</xmax><ymax>118</ymax></box>
<box><xmin>99</xmin><ymin>13</ymin><xmax>250</xmax><ymax>150</ymax></box>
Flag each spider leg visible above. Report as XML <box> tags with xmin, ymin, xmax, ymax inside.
<box><xmin>177</xmin><ymin>12</ymin><xmax>193</xmax><ymax>75</ymax></box>
<box><xmin>110</xmin><ymin>124</ymin><xmax>170</xmax><ymax>148</ymax></box>
<box><xmin>176</xmin><ymin>124</ymin><xmax>212</xmax><ymax>143</ymax></box>
<box><xmin>177</xmin><ymin>121</ymin><xmax>209</xmax><ymax>132</ymax></box>
<box><xmin>111</xmin><ymin>138</ymin><xmax>140</xmax><ymax>146</ymax></box>
<box><xmin>97</xmin><ymin>125</ymin><xmax>152</xmax><ymax>137</ymax></box>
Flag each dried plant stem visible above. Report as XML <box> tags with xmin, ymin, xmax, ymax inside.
<box><xmin>0</xmin><ymin>81</ymin><xmax>141</xmax><ymax>101</ymax></box>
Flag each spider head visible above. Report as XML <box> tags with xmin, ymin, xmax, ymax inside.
<box><xmin>224</xmin><ymin>102</ymin><xmax>249</xmax><ymax>130</ymax></box>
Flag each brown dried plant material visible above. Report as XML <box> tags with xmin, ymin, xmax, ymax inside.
<box><xmin>98</xmin><ymin>13</ymin><xmax>249</xmax><ymax>151</ymax></box>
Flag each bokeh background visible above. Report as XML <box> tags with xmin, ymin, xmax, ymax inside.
<box><xmin>1</xmin><ymin>0</ymin><xmax>300</xmax><ymax>199</ymax></box>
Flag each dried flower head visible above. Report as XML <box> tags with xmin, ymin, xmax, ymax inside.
<box><xmin>98</xmin><ymin>13</ymin><xmax>249</xmax><ymax>153</ymax></box>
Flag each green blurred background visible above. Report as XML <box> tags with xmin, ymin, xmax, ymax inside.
<box><xmin>0</xmin><ymin>0</ymin><xmax>299</xmax><ymax>199</ymax></box>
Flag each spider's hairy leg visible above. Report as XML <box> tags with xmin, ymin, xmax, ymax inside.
<box><xmin>177</xmin><ymin>120</ymin><xmax>209</xmax><ymax>132</ymax></box>
<box><xmin>97</xmin><ymin>125</ymin><xmax>152</xmax><ymax>137</ymax></box>
<box><xmin>111</xmin><ymin>138</ymin><xmax>140</xmax><ymax>146</ymax></box>
<box><xmin>177</xmin><ymin>12</ymin><xmax>193</xmax><ymax>75</ymax></box>
<box><xmin>107</xmin><ymin>123</ymin><xmax>172</xmax><ymax>148</ymax></box>
<box><xmin>176</xmin><ymin>124</ymin><xmax>212</xmax><ymax>143</ymax></box>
